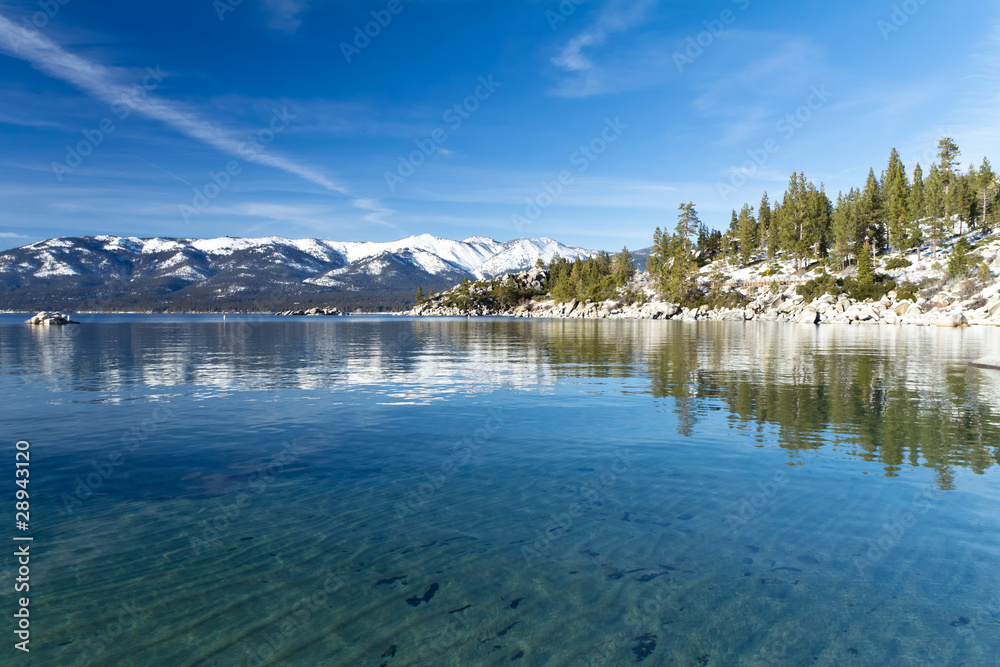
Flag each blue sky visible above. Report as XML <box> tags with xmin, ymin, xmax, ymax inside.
<box><xmin>1</xmin><ymin>0</ymin><xmax>998</xmax><ymax>252</ymax></box>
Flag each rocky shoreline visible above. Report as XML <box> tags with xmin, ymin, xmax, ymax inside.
<box><xmin>405</xmin><ymin>269</ymin><xmax>1000</xmax><ymax>328</ymax></box>
<box><xmin>276</xmin><ymin>307</ymin><xmax>345</xmax><ymax>317</ymax></box>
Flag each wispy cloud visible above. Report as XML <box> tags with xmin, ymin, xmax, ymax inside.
<box><xmin>0</xmin><ymin>232</ymin><xmax>28</xmax><ymax>238</ymax></box>
<box><xmin>260</xmin><ymin>0</ymin><xmax>311</xmax><ymax>34</ymax></box>
<box><xmin>0</xmin><ymin>12</ymin><xmax>342</xmax><ymax>192</ymax></box>
<box><xmin>351</xmin><ymin>198</ymin><xmax>396</xmax><ymax>228</ymax></box>
<box><xmin>0</xmin><ymin>10</ymin><xmax>394</xmax><ymax>226</ymax></box>
<box><xmin>553</xmin><ymin>0</ymin><xmax>656</xmax><ymax>72</ymax></box>
<box><xmin>691</xmin><ymin>36</ymin><xmax>826</xmax><ymax>117</ymax></box>
<box><xmin>550</xmin><ymin>0</ymin><xmax>658</xmax><ymax>97</ymax></box>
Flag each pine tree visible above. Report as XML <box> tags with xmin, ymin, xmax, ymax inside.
<box><xmin>736</xmin><ymin>204</ymin><xmax>758</xmax><ymax>266</ymax></box>
<box><xmin>857</xmin><ymin>169</ymin><xmax>884</xmax><ymax>255</ymax></box>
<box><xmin>758</xmin><ymin>193</ymin><xmax>772</xmax><ymax>257</ymax></box>
<box><xmin>977</xmin><ymin>157</ymin><xmax>996</xmax><ymax>233</ymax></box>
<box><xmin>805</xmin><ymin>183</ymin><xmax>832</xmax><ymax>260</ymax></box>
<box><xmin>768</xmin><ymin>201</ymin><xmax>783</xmax><ymax>260</ymax></box>
<box><xmin>884</xmin><ymin>148</ymin><xmax>910</xmax><ymax>257</ymax></box>
<box><xmin>415</xmin><ymin>286</ymin><xmax>426</xmax><ymax>304</ymax></box>
<box><xmin>675</xmin><ymin>203</ymin><xmax>700</xmax><ymax>255</ymax></box>
<box><xmin>780</xmin><ymin>172</ymin><xmax>811</xmax><ymax>270</ymax></box>
<box><xmin>925</xmin><ymin>164</ymin><xmax>946</xmax><ymax>258</ymax></box>
<box><xmin>947</xmin><ymin>237</ymin><xmax>973</xmax><ymax>279</ymax></box>
<box><xmin>662</xmin><ymin>251</ymin><xmax>697</xmax><ymax>304</ymax></box>
<box><xmin>908</xmin><ymin>163</ymin><xmax>925</xmax><ymax>259</ymax></box>
<box><xmin>954</xmin><ymin>166</ymin><xmax>976</xmax><ymax>235</ymax></box>
<box><xmin>612</xmin><ymin>247</ymin><xmax>635</xmax><ymax>285</ymax></box>
<box><xmin>937</xmin><ymin>137</ymin><xmax>961</xmax><ymax>235</ymax></box>
<box><xmin>856</xmin><ymin>240</ymin><xmax>874</xmax><ymax>286</ymax></box>
<box><xmin>831</xmin><ymin>190</ymin><xmax>859</xmax><ymax>269</ymax></box>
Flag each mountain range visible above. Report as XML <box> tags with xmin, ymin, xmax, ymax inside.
<box><xmin>0</xmin><ymin>234</ymin><xmax>595</xmax><ymax>312</ymax></box>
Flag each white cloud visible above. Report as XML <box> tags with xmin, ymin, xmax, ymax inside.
<box><xmin>553</xmin><ymin>0</ymin><xmax>656</xmax><ymax>72</ymax></box>
<box><xmin>351</xmin><ymin>198</ymin><xmax>396</xmax><ymax>228</ymax></box>
<box><xmin>0</xmin><ymin>11</ymin><xmax>393</xmax><ymax>227</ymax></box>
<box><xmin>550</xmin><ymin>0</ymin><xmax>659</xmax><ymax>96</ymax></box>
<box><xmin>0</xmin><ymin>12</ymin><xmax>342</xmax><ymax>192</ymax></box>
<box><xmin>260</xmin><ymin>0</ymin><xmax>311</xmax><ymax>34</ymax></box>
<box><xmin>0</xmin><ymin>232</ymin><xmax>28</xmax><ymax>238</ymax></box>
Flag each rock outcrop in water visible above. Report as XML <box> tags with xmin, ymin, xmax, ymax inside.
<box><xmin>276</xmin><ymin>306</ymin><xmax>345</xmax><ymax>317</ymax></box>
<box><xmin>24</xmin><ymin>311</ymin><xmax>79</xmax><ymax>325</ymax></box>
<box><xmin>405</xmin><ymin>269</ymin><xmax>1000</xmax><ymax>327</ymax></box>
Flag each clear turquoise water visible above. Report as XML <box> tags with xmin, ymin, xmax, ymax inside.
<box><xmin>1</xmin><ymin>314</ymin><xmax>999</xmax><ymax>666</ymax></box>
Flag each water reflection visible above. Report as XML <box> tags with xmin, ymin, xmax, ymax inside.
<box><xmin>3</xmin><ymin>315</ymin><xmax>999</xmax><ymax>484</ymax></box>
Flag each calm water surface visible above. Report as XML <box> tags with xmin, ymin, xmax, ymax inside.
<box><xmin>1</xmin><ymin>314</ymin><xmax>999</xmax><ymax>666</ymax></box>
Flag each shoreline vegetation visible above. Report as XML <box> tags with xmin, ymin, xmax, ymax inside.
<box><xmin>410</xmin><ymin>139</ymin><xmax>1000</xmax><ymax>329</ymax></box>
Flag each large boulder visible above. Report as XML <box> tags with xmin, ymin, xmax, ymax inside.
<box><xmin>652</xmin><ymin>302</ymin><xmax>681</xmax><ymax>319</ymax></box>
<box><xmin>25</xmin><ymin>311</ymin><xmax>78</xmax><ymax>325</ymax></box>
<box><xmin>934</xmin><ymin>312</ymin><xmax>968</xmax><ymax>328</ymax></box>
<box><xmin>796</xmin><ymin>309</ymin><xmax>819</xmax><ymax>325</ymax></box>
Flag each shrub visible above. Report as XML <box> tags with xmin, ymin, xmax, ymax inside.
<box><xmin>948</xmin><ymin>237</ymin><xmax>974</xmax><ymax>279</ymax></box>
<box><xmin>796</xmin><ymin>272</ymin><xmax>842</xmax><ymax>303</ymax></box>
<box><xmin>884</xmin><ymin>257</ymin><xmax>912</xmax><ymax>270</ymax></box>
<box><xmin>894</xmin><ymin>281</ymin><xmax>918</xmax><ymax>302</ymax></box>
<box><xmin>919</xmin><ymin>276</ymin><xmax>946</xmax><ymax>300</ymax></box>
<box><xmin>843</xmin><ymin>275</ymin><xmax>896</xmax><ymax>302</ymax></box>
<box><xmin>704</xmin><ymin>290</ymin><xmax>750</xmax><ymax>310</ymax></box>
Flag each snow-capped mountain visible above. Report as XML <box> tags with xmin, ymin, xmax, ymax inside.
<box><xmin>0</xmin><ymin>234</ymin><xmax>594</xmax><ymax>311</ymax></box>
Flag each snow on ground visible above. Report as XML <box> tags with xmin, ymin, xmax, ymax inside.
<box><xmin>166</xmin><ymin>266</ymin><xmax>209</xmax><ymax>282</ymax></box>
<box><xmin>695</xmin><ymin>221</ymin><xmax>1000</xmax><ymax>297</ymax></box>
<box><xmin>475</xmin><ymin>238</ymin><xmax>593</xmax><ymax>278</ymax></box>
<box><xmin>404</xmin><ymin>249</ymin><xmax>461</xmax><ymax>276</ymax></box>
<box><xmin>329</xmin><ymin>234</ymin><xmax>498</xmax><ymax>272</ymax></box>
<box><xmin>141</xmin><ymin>238</ymin><xmax>186</xmax><ymax>254</ymax></box>
<box><xmin>34</xmin><ymin>252</ymin><xmax>79</xmax><ymax>278</ymax></box>
<box><xmin>160</xmin><ymin>252</ymin><xmax>190</xmax><ymax>270</ymax></box>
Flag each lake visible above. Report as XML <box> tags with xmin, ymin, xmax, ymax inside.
<box><xmin>2</xmin><ymin>314</ymin><xmax>999</xmax><ymax>666</ymax></box>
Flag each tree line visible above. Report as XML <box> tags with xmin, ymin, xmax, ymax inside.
<box><xmin>645</xmin><ymin>138</ymin><xmax>997</xmax><ymax>303</ymax></box>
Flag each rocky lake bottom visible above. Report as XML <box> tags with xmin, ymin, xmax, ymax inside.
<box><xmin>2</xmin><ymin>314</ymin><xmax>999</xmax><ymax>666</ymax></box>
